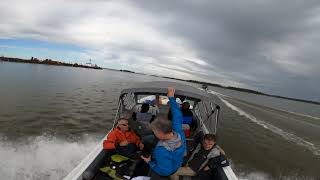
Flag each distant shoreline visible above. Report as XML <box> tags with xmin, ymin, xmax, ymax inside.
<box><xmin>158</xmin><ymin>76</ymin><xmax>320</xmax><ymax>105</ymax></box>
<box><xmin>104</xmin><ymin>67</ymin><xmax>320</xmax><ymax>105</ymax></box>
<box><xmin>0</xmin><ymin>56</ymin><xmax>103</xmax><ymax>70</ymax></box>
<box><xmin>1</xmin><ymin>56</ymin><xmax>319</xmax><ymax>105</ymax></box>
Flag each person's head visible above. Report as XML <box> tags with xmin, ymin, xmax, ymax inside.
<box><xmin>150</xmin><ymin>115</ymin><xmax>173</xmax><ymax>140</ymax></box>
<box><xmin>141</xmin><ymin>103</ymin><xmax>150</xmax><ymax>113</ymax></box>
<box><xmin>202</xmin><ymin>134</ymin><xmax>216</xmax><ymax>150</ymax></box>
<box><xmin>144</xmin><ymin>99</ymin><xmax>155</xmax><ymax>106</ymax></box>
<box><xmin>117</xmin><ymin>118</ymin><xmax>129</xmax><ymax>132</ymax></box>
<box><xmin>182</xmin><ymin>102</ymin><xmax>190</xmax><ymax>110</ymax></box>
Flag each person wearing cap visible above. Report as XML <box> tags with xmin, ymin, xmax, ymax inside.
<box><xmin>103</xmin><ymin>118</ymin><xmax>144</xmax><ymax>157</ymax></box>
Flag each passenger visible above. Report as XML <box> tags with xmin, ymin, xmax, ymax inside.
<box><xmin>141</xmin><ymin>87</ymin><xmax>186</xmax><ymax>178</ymax></box>
<box><xmin>136</xmin><ymin>103</ymin><xmax>154</xmax><ymax>124</ymax></box>
<box><xmin>181</xmin><ymin>102</ymin><xmax>193</xmax><ymax>137</ymax></box>
<box><xmin>182</xmin><ymin>102</ymin><xmax>192</xmax><ymax>117</ymax></box>
<box><xmin>152</xmin><ymin>95</ymin><xmax>160</xmax><ymax>116</ymax></box>
<box><xmin>144</xmin><ymin>97</ymin><xmax>160</xmax><ymax>117</ymax></box>
<box><xmin>133</xmin><ymin>103</ymin><xmax>155</xmax><ymax>144</ymax></box>
<box><xmin>170</xmin><ymin>134</ymin><xmax>222</xmax><ymax>180</ymax></box>
<box><xmin>169</xmin><ymin>101</ymin><xmax>193</xmax><ymax>123</ymax></box>
<box><xmin>103</xmin><ymin>118</ymin><xmax>144</xmax><ymax>157</ymax></box>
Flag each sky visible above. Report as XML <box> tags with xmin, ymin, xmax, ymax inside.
<box><xmin>0</xmin><ymin>0</ymin><xmax>320</xmax><ymax>102</ymax></box>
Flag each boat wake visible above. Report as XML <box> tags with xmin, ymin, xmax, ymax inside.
<box><xmin>0</xmin><ymin>133</ymin><xmax>317</xmax><ymax>180</ymax></box>
<box><xmin>238</xmin><ymin>171</ymin><xmax>317</xmax><ymax>180</ymax></box>
<box><xmin>208</xmin><ymin>90</ymin><xmax>320</xmax><ymax>156</ymax></box>
<box><xmin>0</xmin><ymin>134</ymin><xmax>99</xmax><ymax>180</ymax></box>
<box><xmin>207</xmin><ymin>90</ymin><xmax>320</xmax><ymax>120</ymax></box>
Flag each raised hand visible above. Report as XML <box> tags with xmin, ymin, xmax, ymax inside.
<box><xmin>167</xmin><ymin>87</ymin><xmax>175</xmax><ymax>97</ymax></box>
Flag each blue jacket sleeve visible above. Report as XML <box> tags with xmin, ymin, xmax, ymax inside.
<box><xmin>148</xmin><ymin>147</ymin><xmax>174</xmax><ymax>176</ymax></box>
<box><xmin>168</xmin><ymin>97</ymin><xmax>184</xmax><ymax>137</ymax></box>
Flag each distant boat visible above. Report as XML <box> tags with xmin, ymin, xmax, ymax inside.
<box><xmin>202</xmin><ymin>84</ymin><xmax>208</xmax><ymax>91</ymax></box>
<box><xmin>64</xmin><ymin>81</ymin><xmax>238</xmax><ymax>180</ymax></box>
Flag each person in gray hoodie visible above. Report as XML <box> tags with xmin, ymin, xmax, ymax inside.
<box><xmin>141</xmin><ymin>87</ymin><xmax>186</xmax><ymax>179</ymax></box>
<box><xmin>170</xmin><ymin>134</ymin><xmax>223</xmax><ymax>180</ymax></box>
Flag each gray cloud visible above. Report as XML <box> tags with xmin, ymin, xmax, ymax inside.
<box><xmin>0</xmin><ymin>0</ymin><xmax>320</xmax><ymax>101</ymax></box>
<box><xmin>131</xmin><ymin>0</ymin><xmax>320</xmax><ymax>101</ymax></box>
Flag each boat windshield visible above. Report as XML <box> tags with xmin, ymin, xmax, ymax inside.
<box><xmin>136</xmin><ymin>94</ymin><xmax>194</xmax><ymax>108</ymax></box>
<box><xmin>119</xmin><ymin>92</ymin><xmax>219</xmax><ymax>134</ymax></box>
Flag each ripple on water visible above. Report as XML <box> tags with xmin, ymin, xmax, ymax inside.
<box><xmin>64</xmin><ymin>98</ymin><xmax>75</xmax><ymax>103</ymax></box>
<box><xmin>39</xmin><ymin>109</ymin><xmax>58</xmax><ymax>116</ymax></box>
<box><xmin>82</xmin><ymin>101</ymin><xmax>90</xmax><ymax>105</ymax></box>
<box><xmin>1</xmin><ymin>113</ymin><xmax>15</xmax><ymax>119</ymax></box>
<box><xmin>55</xmin><ymin>92</ymin><xmax>65</xmax><ymax>98</ymax></box>
<box><xmin>94</xmin><ymin>100</ymin><xmax>103</xmax><ymax>104</ymax></box>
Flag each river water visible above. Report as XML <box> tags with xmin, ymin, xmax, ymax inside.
<box><xmin>0</xmin><ymin>62</ymin><xmax>319</xmax><ymax>180</ymax></box>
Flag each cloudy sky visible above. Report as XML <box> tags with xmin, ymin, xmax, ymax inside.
<box><xmin>0</xmin><ymin>0</ymin><xmax>320</xmax><ymax>101</ymax></box>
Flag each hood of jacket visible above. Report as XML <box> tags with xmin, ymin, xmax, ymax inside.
<box><xmin>157</xmin><ymin>132</ymin><xmax>182</xmax><ymax>151</ymax></box>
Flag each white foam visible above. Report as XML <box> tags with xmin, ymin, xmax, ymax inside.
<box><xmin>237</xmin><ymin>171</ymin><xmax>316</xmax><ymax>180</ymax></box>
<box><xmin>208</xmin><ymin>91</ymin><xmax>320</xmax><ymax>156</ymax></box>
<box><xmin>0</xmin><ymin>134</ymin><xmax>317</xmax><ymax>180</ymax></box>
<box><xmin>238</xmin><ymin>171</ymin><xmax>270</xmax><ymax>180</ymax></box>
<box><xmin>207</xmin><ymin>89</ymin><xmax>320</xmax><ymax>120</ymax></box>
<box><xmin>0</xmin><ymin>135</ymin><xmax>100</xmax><ymax>180</ymax></box>
<box><xmin>207</xmin><ymin>89</ymin><xmax>231</xmax><ymax>98</ymax></box>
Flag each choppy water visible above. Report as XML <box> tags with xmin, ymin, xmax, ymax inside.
<box><xmin>0</xmin><ymin>62</ymin><xmax>319</xmax><ymax>180</ymax></box>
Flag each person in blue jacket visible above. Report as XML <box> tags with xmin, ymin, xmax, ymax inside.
<box><xmin>141</xmin><ymin>87</ymin><xmax>186</xmax><ymax>179</ymax></box>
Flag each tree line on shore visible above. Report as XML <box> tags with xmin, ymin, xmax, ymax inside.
<box><xmin>0</xmin><ymin>56</ymin><xmax>102</xmax><ymax>70</ymax></box>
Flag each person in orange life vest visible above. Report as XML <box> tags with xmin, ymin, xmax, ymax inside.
<box><xmin>103</xmin><ymin>118</ymin><xmax>144</xmax><ymax>156</ymax></box>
